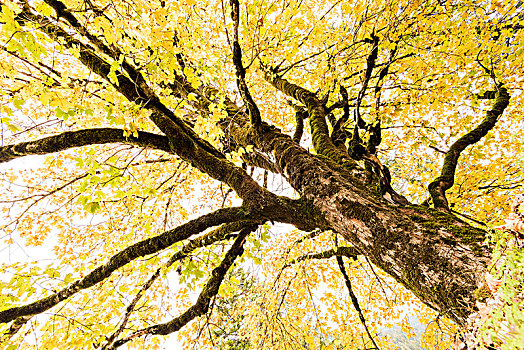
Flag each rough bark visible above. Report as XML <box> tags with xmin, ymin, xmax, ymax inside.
<box><xmin>170</xmin><ymin>71</ymin><xmax>492</xmax><ymax>326</ymax></box>
<box><xmin>263</xmin><ymin>128</ymin><xmax>489</xmax><ymax>324</ymax></box>
<box><xmin>0</xmin><ymin>128</ymin><xmax>171</xmax><ymax>163</ymax></box>
<box><xmin>0</xmin><ymin>0</ymin><xmax>506</xmax><ymax>334</ymax></box>
<box><xmin>224</xmin><ymin>92</ymin><xmax>490</xmax><ymax>325</ymax></box>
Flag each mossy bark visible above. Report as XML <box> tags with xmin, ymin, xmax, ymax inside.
<box><xmin>209</xmin><ymin>83</ymin><xmax>490</xmax><ymax>325</ymax></box>
<box><xmin>299</xmin><ymin>166</ymin><xmax>488</xmax><ymax>325</ymax></box>
<box><xmin>247</xmin><ymin>120</ymin><xmax>489</xmax><ymax>325</ymax></box>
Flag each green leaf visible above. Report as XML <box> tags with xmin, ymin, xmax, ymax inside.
<box><xmin>86</xmin><ymin>202</ymin><xmax>101</xmax><ymax>213</ymax></box>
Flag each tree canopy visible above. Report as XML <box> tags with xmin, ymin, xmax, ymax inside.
<box><xmin>0</xmin><ymin>0</ymin><xmax>523</xmax><ymax>349</ymax></box>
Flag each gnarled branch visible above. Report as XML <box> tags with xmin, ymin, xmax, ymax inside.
<box><xmin>263</xmin><ymin>70</ymin><xmax>358</xmax><ymax>168</ymax></box>
<box><xmin>429</xmin><ymin>87</ymin><xmax>510</xmax><ymax>210</ymax></box>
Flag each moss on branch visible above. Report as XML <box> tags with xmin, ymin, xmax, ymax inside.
<box><xmin>429</xmin><ymin>87</ymin><xmax>510</xmax><ymax>210</ymax></box>
<box><xmin>0</xmin><ymin>128</ymin><xmax>171</xmax><ymax>164</ymax></box>
<box><xmin>0</xmin><ymin>207</ymin><xmax>250</xmax><ymax>324</ymax></box>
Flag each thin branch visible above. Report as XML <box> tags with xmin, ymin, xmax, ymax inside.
<box><xmin>336</xmin><ymin>256</ymin><xmax>380</xmax><ymax>350</ymax></box>
<box><xmin>363</xmin><ymin>256</ymin><xmax>392</xmax><ymax>306</ymax></box>
<box><xmin>0</xmin><ymin>173</ymin><xmax>87</xmax><ymax>204</ymax></box>
<box><xmin>429</xmin><ymin>144</ymin><xmax>446</xmax><ymax>154</ymax></box>
<box><xmin>0</xmin><ymin>173</ymin><xmax>88</xmax><ymax>232</ymax></box>
<box><xmin>450</xmin><ymin>209</ymin><xmax>488</xmax><ymax>227</ymax></box>
<box><xmin>355</xmin><ymin>34</ymin><xmax>379</xmax><ymax>129</ymax></box>
<box><xmin>0</xmin><ymin>45</ymin><xmax>62</xmax><ymax>82</ymax></box>
<box><xmin>172</xmin><ymin>31</ymin><xmax>186</xmax><ymax>71</ymax></box>
<box><xmin>293</xmin><ymin>229</ymin><xmax>323</xmax><ymax>246</ymax></box>
<box><xmin>229</xmin><ymin>0</ymin><xmax>262</xmax><ymax>126</ymax></box>
<box><xmin>110</xmin><ymin>225</ymin><xmax>257</xmax><ymax>348</ymax></box>
<box><xmin>0</xmin><ymin>128</ymin><xmax>171</xmax><ymax>164</ymax></box>
<box><xmin>343</xmin><ymin>53</ymin><xmax>415</xmax><ymax>81</ymax></box>
<box><xmin>478</xmin><ymin>182</ymin><xmax>522</xmax><ymax>193</ymax></box>
<box><xmin>0</xmin><ymin>207</ymin><xmax>250</xmax><ymax>324</ymax></box>
<box><xmin>373</xmin><ymin>43</ymin><xmax>398</xmax><ymax>117</ymax></box>
<box><xmin>284</xmin><ymin>246</ymin><xmax>359</xmax><ymax>267</ymax></box>
<box><xmin>428</xmin><ymin>87</ymin><xmax>510</xmax><ymax>210</ymax></box>
<box><xmin>276</xmin><ymin>40</ymin><xmax>340</xmax><ymax>76</ymax></box>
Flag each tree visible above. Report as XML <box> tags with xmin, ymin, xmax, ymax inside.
<box><xmin>0</xmin><ymin>0</ymin><xmax>523</xmax><ymax>348</ymax></box>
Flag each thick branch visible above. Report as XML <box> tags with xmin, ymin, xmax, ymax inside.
<box><xmin>263</xmin><ymin>71</ymin><xmax>358</xmax><ymax>168</ymax></box>
<box><xmin>429</xmin><ymin>87</ymin><xmax>510</xmax><ymax>210</ymax></box>
<box><xmin>0</xmin><ymin>207</ymin><xmax>249</xmax><ymax>324</ymax></box>
<box><xmin>0</xmin><ymin>128</ymin><xmax>170</xmax><ymax>164</ymax></box>
<box><xmin>101</xmin><ymin>221</ymin><xmax>254</xmax><ymax>349</ymax></box>
<box><xmin>343</xmin><ymin>53</ymin><xmax>415</xmax><ymax>81</ymax></box>
<box><xmin>110</xmin><ymin>225</ymin><xmax>257</xmax><ymax>348</ymax></box>
<box><xmin>7</xmin><ymin>2</ymin><xmax>336</xmax><ymax>233</ymax></box>
<box><xmin>12</xmin><ymin>3</ymin><xmax>290</xmax><ymax>207</ymax></box>
<box><xmin>14</xmin><ymin>2</ymin><xmax>223</xmax><ymax>161</ymax></box>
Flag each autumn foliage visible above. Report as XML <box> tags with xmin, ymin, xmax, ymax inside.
<box><xmin>0</xmin><ymin>0</ymin><xmax>523</xmax><ymax>349</ymax></box>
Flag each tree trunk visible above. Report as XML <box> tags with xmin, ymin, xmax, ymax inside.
<box><xmin>254</xmin><ymin>124</ymin><xmax>490</xmax><ymax>325</ymax></box>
